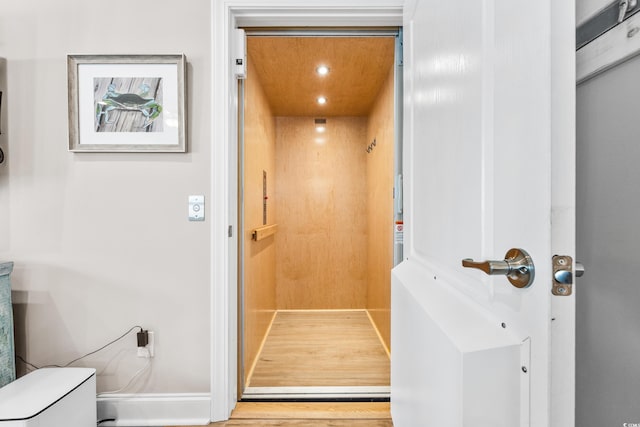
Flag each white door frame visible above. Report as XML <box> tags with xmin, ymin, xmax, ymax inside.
<box><xmin>210</xmin><ymin>0</ymin><xmax>403</xmax><ymax>421</ymax></box>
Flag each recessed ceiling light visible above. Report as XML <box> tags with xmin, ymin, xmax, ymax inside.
<box><xmin>316</xmin><ymin>65</ymin><xmax>330</xmax><ymax>76</ymax></box>
<box><xmin>317</xmin><ymin>96</ymin><xmax>327</xmax><ymax>105</ymax></box>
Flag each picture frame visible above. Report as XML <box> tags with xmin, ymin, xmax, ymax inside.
<box><xmin>67</xmin><ymin>54</ymin><xmax>187</xmax><ymax>152</ymax></box>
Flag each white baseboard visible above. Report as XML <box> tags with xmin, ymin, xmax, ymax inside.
<box><xmin>97</xmin><ymin>393</ymin><xmax>211</xmax><ymax>426</ymax></box>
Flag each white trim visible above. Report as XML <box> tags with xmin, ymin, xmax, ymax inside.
<box><xmin>242</xmin><ymin>386</ymin><xmax>390</xmax><ymax>400</ymax></box>
<box><xmin>577</xmin><ymin>11</ymin><xmax>640</xmax><ymax>84</ymax></box>
<box><xmin>211</xmin><ymin>0</ymin><xmax>235</xmax><ymax>422</ymax></box>
<box><xmin>211</xmin><ymin>1</ymin><xmax>403</xmax><ymax>422</ymax></box>
<box><xmin>96</xmin><ymin>393</ymin><xmax>211</xmax><ymax>426</ymax></box>
<box><xmin>232</xmin><ymin>3</ymin><xmax>403</xmax><ymax>27</ymax></box>
<box><xmin>551</xmin><ymin>1</ymin><xmax>577</xmax><ymax>426</ymax></box>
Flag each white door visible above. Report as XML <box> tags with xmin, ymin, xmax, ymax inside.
<box><xmin>391</xmin><ymin>0</ymin><xmax>575</xmax><ymax>426</ymax></box>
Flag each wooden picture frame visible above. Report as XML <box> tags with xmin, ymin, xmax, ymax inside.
<box><xmin>67</xmin><ymin>54</ymin><xmax>187</xmax><ymax>152</ymax></box>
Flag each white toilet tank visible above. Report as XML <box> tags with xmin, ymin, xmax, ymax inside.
<box><xmin>0</xmin><ymin>368</ymin><xmax>96</xmax><ymax>426</ymax></box>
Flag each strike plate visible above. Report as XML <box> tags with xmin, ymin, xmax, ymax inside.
<box><xmin>552</xmin><ymin>255</ymin><xmax>573</xmax><ymax>296</ymax></box>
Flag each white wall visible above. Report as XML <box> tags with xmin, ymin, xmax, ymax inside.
<box><xmin>0</xmin><ymin>0</ymin><xmax>211</xmax><ymax>393</ymax></box>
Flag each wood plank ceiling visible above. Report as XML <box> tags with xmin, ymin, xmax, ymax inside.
<box><xmin>247</xmin><ymin>36</ymin><xmax>396</xmax><ymax>117</ymax></box>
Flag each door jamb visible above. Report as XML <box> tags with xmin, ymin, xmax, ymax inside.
<box><xmin>237</xmin><ymin>27</ymin><xmax>401</xmax><ymax>400</ymax></box>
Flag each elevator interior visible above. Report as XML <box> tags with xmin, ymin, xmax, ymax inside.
<box><xmin>239</xmin><ymin>32</ymin><xmax>400</xmax><ymax>400</ymax></box>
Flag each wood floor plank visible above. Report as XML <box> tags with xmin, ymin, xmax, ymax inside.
<box><xmin>247</xmin><ymin>311</ymin><xmax>390</xmax><ymax>387</ymax></box>
<box><xmin>231</xmin><ymin>402</ymin><xmax>391</xmax><ymax>419</ymax></box>
<box><xmin>169</xmin><ymin>402</ymin><xmax>393</xmax><ymax>427</ymax></box>
<box><xmin>213</xmin><ymin>420</ymin><xmax>393</xmax><ymax>426</ymax></box>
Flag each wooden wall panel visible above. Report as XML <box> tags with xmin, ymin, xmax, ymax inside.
<box><xmin>275</xmin><ymin>117</ymin><xmax>368</xmax><ymax>309</ymax></box>
<box><xmin>366</xmin><ymin>66</ymin><xmax>395</xmax><ymax>350</ymax></box>
<box><xmin>243</xmin><ymin>58</ymin><xmax>277</xmax><ymax>383</ymax></box>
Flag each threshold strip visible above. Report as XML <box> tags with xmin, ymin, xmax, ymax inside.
<box><xmin>242</xmin><ymin>386</ymin><xmax>390</xmax><ymax>401</ymax></box>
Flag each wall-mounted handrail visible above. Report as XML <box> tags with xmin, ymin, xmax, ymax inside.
<box><xmin>252</xmin><ymin>224</ymin><xmax>278</xmax><ymax>241</ymax></box>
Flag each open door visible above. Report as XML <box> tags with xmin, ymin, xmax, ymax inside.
<box><xmin>391</xmin><ymin>0</ymin><xmax>575</xmax><ymax>426</ymax></box>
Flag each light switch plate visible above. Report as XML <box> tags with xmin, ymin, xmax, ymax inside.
<box><xmin>189</xmin><ymin>195</ymin><xmax>205</xmax><ymax>221</ymax></box>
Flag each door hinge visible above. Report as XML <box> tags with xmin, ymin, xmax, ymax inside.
<box><xmin>228</xmin><ymin>225</ymin><xmax>233</xmax><ymax>238</ymax></box>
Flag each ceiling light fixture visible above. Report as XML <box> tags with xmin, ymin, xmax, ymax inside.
<box><xmin>317</xmin><ymin>96</ymin><xmax>327</xmax><ymax>105</ymax></box>
<box><xmin>316</xmin><ymin>65</ymin><xmax>330</xmax><ymax>76</ymax></box>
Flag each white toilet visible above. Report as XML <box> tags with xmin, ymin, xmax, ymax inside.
<box><xmin>0</xmin><ymin>368</ymin><xmax>96</xmax><ymax>426</ymax></box>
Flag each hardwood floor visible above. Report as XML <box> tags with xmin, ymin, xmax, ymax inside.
<box><xmin>169</xmin><ymin>312</ymin><xmax>393</xmax><ymax>426</ymax></box>
<box><xmin>247</xmin><ymin>310</ymin><xmax>390</xmax><ymax>388</ymax></box>
<box><xmin>231</xmin><ymin>402</ymin><xmax>391</xmax><ymax>419</ymax></box>
<box><xmin>172</xmin><ymin>402</ymin><xmax>393</xmax><ymax>426</ymax></box>
<box><xmin>208</xmin><ymin>421</ymin><xmax>392</xmax><ymax>426</ymax></box>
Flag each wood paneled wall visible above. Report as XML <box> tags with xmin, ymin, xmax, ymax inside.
<box><xmin>244</xmin><ymin>41</ymin><xmax>395</xmax><ymax>361</ymax></box>
<box><xmin>243</xmin><ymin>58</ymin><xmax>277</xmax><ymax>383</ymax></box>
<box><xmin>366</xmin><ymin>66</ymin><xmax>395</xmax><ymax>350</ymax></box>
<box><xmin>275</xmin><ymin>117</ymin><xmax>368</xmax><ymax>309</ymax></box>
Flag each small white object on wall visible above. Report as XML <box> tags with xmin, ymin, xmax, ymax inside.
<box><xmin>188</xmin><ymin>195</ymin><xmax>205</xmax><ymax>221</ymax></box>
<box><xmin>234</xmin><ymin>29</ymin><xmax>247</xmax><ymax>79</ymax></box>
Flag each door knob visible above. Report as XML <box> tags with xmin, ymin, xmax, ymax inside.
<box><xmin>462</xmin><ymin>248</ymin><xmax>535</xmax><ymax>288</ymax></box>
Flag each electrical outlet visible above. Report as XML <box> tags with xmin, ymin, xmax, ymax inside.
<box><xmin>137</xmin><ymin>331</ymin><xmax>155</xmax><ymax>358</ymax></box>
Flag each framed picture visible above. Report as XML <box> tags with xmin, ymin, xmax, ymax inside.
<box><xmin>67</xmin><ymin>54</ymin><xmax>187</xmax><ymax>152</ymax></box>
